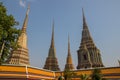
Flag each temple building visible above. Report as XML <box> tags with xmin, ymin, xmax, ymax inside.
<box><xmin>0</xmin><ymin>4</ymin><xmax>119</xmax><ymax>79</ymax></box>
<box><xmin>64</xmin><ymin>36</ymin><xmax>74</xmax><ymax>70</ymax></box>
<box><xmin>77</xmin><ymin>9</ymin><xmax>104</xmax><ymax>69</ymax></box>
<box><xmin>8</xmin><ymin>6</ymin><xmax>30</xmax><ymax>66</ymax></box>
<box><xmin>43</xmin><ymin>21</ymin><xmax>60</xmax><ymax>71</ymax></box>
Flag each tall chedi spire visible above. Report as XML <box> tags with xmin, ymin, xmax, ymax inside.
<box><xmin>64</xmin><ymin>35</ymin><xmax>74</xmax><ymax>70</ymax></box>
<box><xmin>77</xmin><ymin>9</ymin><xmax>104</xmax><ymax>69</ymax></box>
<box><xmin>43</xmin><ymin>21</ymin><xmax>60</xmax><ymax>71</ymax></box>
<box><xmin>8</xmin><ymin>5</ymin><xmax>30</xmax><ymax>66</ymax></box>
<box><xmin>50</xmin><ymin>21</ymin><xmax>55</xmax><ymax>49</ymax></box>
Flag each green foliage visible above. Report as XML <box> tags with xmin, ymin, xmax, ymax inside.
<box><xmin>91</xmin><ymin>68</ymin><xmax>102</xmax><ymax>80</ymax></box>
<box><xmin>63</xmin><ymin>69</ymin><xmax>76</xmax><ymax>80</ymax></box>
<box><xmin>102</xmin><ymin>78</ymin><xmax>108</xmax><ymax>80</ymax></box>
<box><xmin>0</xmin><ymin>2</ymin><xmax>20</xmax><ymax>64</ymax></box>
<box><xmin>80</xmin><ymin>74</ymin><xmax>89</xmax><ymax>80</ymax></box>
<box><xmin>58</xmin><ymin>76</ymin><xmax>64</xmax><ymax>80</ymax></box>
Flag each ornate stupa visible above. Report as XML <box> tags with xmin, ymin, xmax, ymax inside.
<box><xmin>43</xmin><ymin>21</ymin><xmax>60</xmax><ymax>71</ymax></box>
<box><xmin>64</xmin><ymin>36</ymin><xmax>74</xmax><ymax>70</ymax></box>
<box><xmin>8</xmin><ymin>6</ymin><xmax>30</xmax><ymax>66</ymax></box>
<box><xmin>77</xmin><ymin>9</ymin><xmax>104</xmax><ymax>69</ymax></box>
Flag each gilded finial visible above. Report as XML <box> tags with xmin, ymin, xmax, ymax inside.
<box><xmin>22</xmin><ymin>4</ymin><xmax>30</xmax><ymax>33</ymax></box>
<box><xmin>50</xmin><ymin>20</ymin><xmax>55</xmax><ymax>48</ymax></box>
<box><xmin>27</xmin><ymin>4</ymin><xmax>30</xmax><ymax>15</ymax></box>
<box><xmin>68</xmin><ymin>35</ymin><xmax>71</xmax><ymax>56</ymax></box>
<box><xmin>82</xmin><ymin>8</ymin><xmax>88</xmax><ymax>29</ymax></box>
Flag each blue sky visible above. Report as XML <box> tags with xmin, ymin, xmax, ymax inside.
<box><xmin>1</xmin><ymin>0</ymin><xmax>120</xmax><ymax>70</ymax></box>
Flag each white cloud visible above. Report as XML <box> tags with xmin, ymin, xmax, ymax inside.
<box><xmin>19</xmin><ymin>0</ymin><xmax>26</xmax><ymax>8</ymax></box>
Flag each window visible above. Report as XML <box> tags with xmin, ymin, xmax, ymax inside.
<box><xmin>83</xmin><ymin>54</ymin><xmax>87</xmax><ymax>60</ymax></box>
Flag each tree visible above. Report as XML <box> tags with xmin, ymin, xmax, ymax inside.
<box><xmin>102</xmin><ymin>78</ymin><xmax>108</xmax><ymax>80</ymax></box>
<box><xmin>63</xmin><ymin>69</ymin><xmax>76</xmax><ymax>80</ymax></box>
<box><xmin>91</xmin><ymin>68</ymin><xmax>102</xmax><ymax>80</ymax></box>
<box><xmin>80</xmin><ymin>74</ymin><xmax>89</xmax><ymax>80</ymax></box>
<box><xmin>0</xmin><ymin>2</ymin><xmax>20</xmax><ymax>64</ymax></box>
<box><xmin>58</xmin><ymin>76</ymin><xmax>64</xmax><ymax>80</ymax></box>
